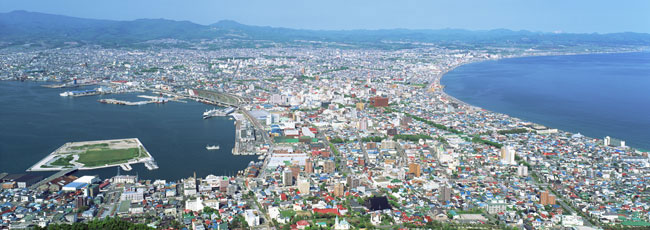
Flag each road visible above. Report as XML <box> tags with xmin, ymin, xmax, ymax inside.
<box><xmin>354</xmin><ymin>133</ymin><xmax>370</xmax><ymax>164</ymax></box>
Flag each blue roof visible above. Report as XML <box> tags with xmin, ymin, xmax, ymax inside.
<box><xmin>64</xmin><ymin>182</ymin><xmax>87</xmax><ymax>189</ymax></box>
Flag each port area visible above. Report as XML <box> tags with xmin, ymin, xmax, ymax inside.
<box><xmin>27</xmin><ymin>138</ymin><xmax>158</xmax><ymax>172</ymax></box>
<box><xmin>231</xmin><ymin>111</ymin><xmax>268</xmax><ymax>156</ymax></box>
<box><xmin>98</xmin><ymin>95</ymin><xmax>185</xmax><ymax>106</ymax></box>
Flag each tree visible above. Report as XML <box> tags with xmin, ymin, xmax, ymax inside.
<box><xmin>38</xmin><ymin>217</ymin><xmax>153</xmax><ymax>230</ymax></box>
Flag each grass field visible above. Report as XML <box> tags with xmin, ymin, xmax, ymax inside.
<box><xmin>70</xmin><ymin>143</ymin><xmax>109</xmax><ymax>150</ymax></box>
<box><xmin>76</xmin><ymin>148</ymin><xmax>140</xmax><ymax>167</ymax></box>
<box><xmin>51</xmin><ymin>155</ymin><xmax>74</xmax><ymax>167</ymax></box>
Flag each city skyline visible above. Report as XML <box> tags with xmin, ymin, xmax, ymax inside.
<box><xmin>1</xmin><ymin>1</ymin><xmax>649</xmax><ymax>229</ymax></box>
<box><xmin>1</xmin><ymin>0</ymin><xmax>650</xmax><ymax>33</ymax></box>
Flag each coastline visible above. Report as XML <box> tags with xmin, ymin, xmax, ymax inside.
<box><xmin>436</xmin><ymin>50</ymin><xmax>649</xmax><ymax>152</ymax></box>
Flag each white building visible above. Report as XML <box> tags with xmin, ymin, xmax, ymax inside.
<box><xmin>268</xmin><ymin>207</ymin><xmax>290</xmax><ymax>224</ymax></box>
<box><xmin>120</xmin><ymin>191</ymin><xmax>144</xmax><ymax>203</ymax></box>
<box><xmin>74</xmin><ymin>176</ymin><xmax>100</xmax><ymax>184</ymax></box>
<box><xmin>501</xmin><ymin>145</ymin><xmax>516</xmax><ymax>165</ymax></box>
<box><xmin>185</xmin><ymin>197</ymin><xmax>204</xmax><ymax>212</ymax></box>
<box><xmin>562</xmin><ymin>214</ymin><xmax>584</xmax><ymax>227</ymax></box>
<box><xmin>112</xmin><ymin>175</ymin><xmax>137</xmax><ymax>184</ymax></box>
<box><xmin>334</xmin><ymin>216</ymin><xmax>351</xmax><ymax>229</ymax></box>
<box><xmin>517</xmin><ymin>164</ymin><xmax>529</xmax><ymax>177</ymax></box>
<box><xmin>244</xmin><ymin>209</ymin><xmax>261</xmax><ymax>227</ymax></box>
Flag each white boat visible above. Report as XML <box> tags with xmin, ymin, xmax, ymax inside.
<box><xmin>203</xmin><ymin>107</ymin><xmax>236</xmax><ymax>119</ymax></box>
<box><xmin>206</xmin><ymin>145</ymin><xmax>220</xmax><ymax>150</ymax></box>
<box><xmin>60</xmin><ymin>92</ymin><xmax>71</xmax><ymax>96</ymax></box>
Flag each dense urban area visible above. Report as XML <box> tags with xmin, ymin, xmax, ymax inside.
<box><xmin>1</xmin><ymin>40</ymin><xmax>649</xmax><ymax>230</ymax></box>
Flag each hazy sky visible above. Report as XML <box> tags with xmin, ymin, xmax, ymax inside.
<box><xmin>1</xmin><ymin>0</ymin><xmax>649</xmax><ymax>33</ymax></box>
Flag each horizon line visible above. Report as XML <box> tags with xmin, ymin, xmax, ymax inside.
<box><xmin>3</xmin><ymin>10</ymin><xmax>648</xmax><ymax>35</ymax></box>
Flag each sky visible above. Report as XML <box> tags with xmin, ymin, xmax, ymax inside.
<box><xmin>1</xmin><ymin>0</ymin><xmax>649</xmax><ymax>33</ymax></box>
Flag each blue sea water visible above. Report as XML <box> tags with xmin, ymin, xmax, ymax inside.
<box><xmin>442</xmin><ymin>52</ymin><xmax>650</xmax><ymax>151</ymax></box>
<box><xmin>0</xmin><ymin>82</ymin><xmax>257</xmax><ymax>180</ymax></box>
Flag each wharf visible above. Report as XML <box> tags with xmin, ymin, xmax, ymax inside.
<box><xmin>98</xmin><ymin>98</ymin><xmax>153</xmax><ymax>106</ymax></box>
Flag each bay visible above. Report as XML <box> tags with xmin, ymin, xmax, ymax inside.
<box><xmin>442</xmin><ymin>52</ymin><xmax>650</xmax><ymax>151</ymax></box>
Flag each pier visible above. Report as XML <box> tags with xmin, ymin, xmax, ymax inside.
<box><xmin>98</xmin><ymin>98</ymin><xmax>153</xmax><ymax>105</ymax></box>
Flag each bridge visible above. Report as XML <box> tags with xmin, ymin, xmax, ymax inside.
<box><xmin>29</xmin><ymin>166</ymin><xmax>79</xmax><ymax>190</ymax></box>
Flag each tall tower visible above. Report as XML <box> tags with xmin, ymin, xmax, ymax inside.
<box><xmin>500</xmin><ymin>145</ymin><xmax>516</xmax><ymax>165</ymax></box>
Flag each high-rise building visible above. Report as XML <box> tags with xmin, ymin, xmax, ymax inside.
<box><xmin>324</xmin><ymin>160</ymin><xmax>336</xmax><ymax>174</ymax></box>
<box><xmin>400</xmin><ymin>116</ymin><xmax>412</xmax><ymax>128</ymax></box>
<box><xmin>347</xmin><ymin>176</ymin><xmax>360</xmax><ymax>190</ymax></box>
<box><xmin>500</xmin><ymin>145</ymin><xmax>516</xmax><ymax>165</ymax></box>
<box><xmin>517</xmin><ymin>164</ymin><xmax>529</xmax><ymax>177</ymax></box>
<box><xmin>359</xmin><ymin>118</ymin><xmax>368</xmax><ymax>131</ymax></box>
<box><xmin>356</xmin><ymin>102</ymin><xmax>365</xmax><ymax>111</ymax></box>
<box><xmin>304</xmin><ymin>158</ymin><xmax>314</xmax><ymax>174</ymax></box>
<box><xmin>75</xmin><ymin>195</ymin><xmax>85</xmax><ymax>210</ymax></box>
<box><xmin>283</xmin><ymin>170</ymin><xmax>293</xmax><ymax>186</ymax></box>
<box><xmin>540</xmin><ymin>190</ymin><xmax>556</xmax><ymax>205</ymax></box>
<box><xmin>439</xmin><ymin>186</ymin><xmax>452</xmax><ymax>202</ymax></box>
<box><xmin>604</xmin><ymin>136</ymin><xmax>626</xmax><ymax>147</ymax></box>
<box><xmin>358</xmin><ymin>157</ymin><xmax>365</xmax><ymax>167</ymax></box>
<box><xmin>220</xmin><ymin>179</ymin><xmax>229</xmax><ymax>192</ymax></box>
<box><xmin>409</xmin><ymin>163</ymin><xmax>421</xmax><ymax>177</ymax></box>
<box><xmin>290</xmin><ymin>165</ymin><xmax>300</xmax><ymax>179</ymax></box>
<box><xmin>334</xmin><ymin>182</ymin><xmax>345</xmax><ymax>197</ymax></box>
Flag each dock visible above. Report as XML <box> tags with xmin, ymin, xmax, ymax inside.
<box><xmin>98</xmin><ymin>98</ymin><xmax>154</xmax><ymax>106</ymax></box>
<box><xmin>144</xmin><ymin>160</ymin><xmax>159</xmax><ymax>170</ymax></box>
<box><xmin>119</xmin><ymin>164</ymin><xmax>133</xmax><ymax>171</ymax></box>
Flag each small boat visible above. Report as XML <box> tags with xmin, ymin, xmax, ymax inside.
<box><xmin>206</xmin><ymin>145</ymin><xmax>220</xmax><ymax>150</ymax></box>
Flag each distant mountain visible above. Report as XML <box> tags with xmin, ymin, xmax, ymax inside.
<box><xmin>2</xmin><ymin>10</ymin><xmax>650</xmax><ymax>47</ymax></box>
<box><xmin>0</xmin><ymin>11</ymin><xmax>225</xmax><ymax>45</ymax></box>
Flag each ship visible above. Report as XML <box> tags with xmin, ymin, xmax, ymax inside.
<box><xmin>59</xmin><ymin>89</ymin><xmax>99</xmax><ymax>97</ymax></box>
<box><xmin>206</xmin><ymin>145</ymin><xmax>220</xmax><ymax>150</ymax></box>
<box><xmin>202</xmin><ymin>107</ymin><xmax>236</xmax><ymax>119</ymax></box>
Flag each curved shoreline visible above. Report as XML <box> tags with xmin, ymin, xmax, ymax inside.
<box><xmin>436</xmin><ymin>51</ymin><xmax>648</xmax><ymax>151</ymax></box>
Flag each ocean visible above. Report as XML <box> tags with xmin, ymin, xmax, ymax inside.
<box><xmin>0</xmin><ymin>82</ymin><xmax>258</xmax><ymax>180</ymax></box>
<box><xmin>442</xmin><ymin>52</ymin><xmax>650</xmax><ymax>151</ymax></box>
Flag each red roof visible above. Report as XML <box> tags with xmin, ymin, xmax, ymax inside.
<box><xmin>313</xmin><ymin>208</ymin><xmax>340</xmax><ymax>216</ymax></box>
<box><xmin>296</xmin><ymin>220</ymin><xmax>310</xmax><ymax>226</ymax></box>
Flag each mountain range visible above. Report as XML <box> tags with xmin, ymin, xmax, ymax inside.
<box><xmin>2</xmin><ymin>10</ymin><xmax>650</xmax><ymax>48</ymax></box>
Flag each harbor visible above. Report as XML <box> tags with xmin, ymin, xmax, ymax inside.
<box><xmin>98</xmin><ymin>95</ymin><xmax>186</xmax><ymax>106</ymax></box>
